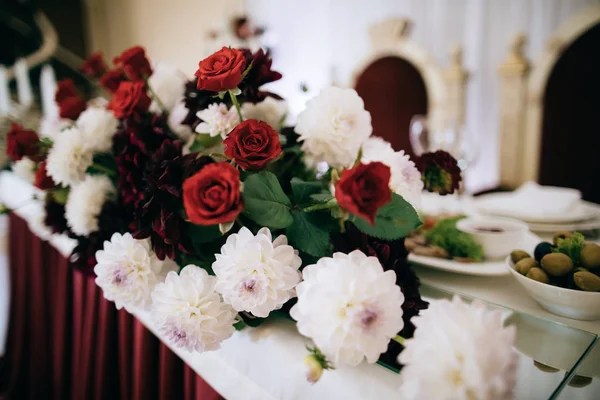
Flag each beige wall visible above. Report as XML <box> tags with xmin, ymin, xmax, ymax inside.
<box><xmin>85</xmin><ymin>0</ymin><xmax>244</xmax><ymax>76</ymax></box>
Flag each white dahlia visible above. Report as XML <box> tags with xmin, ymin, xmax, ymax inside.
<box><xmin>46</xmin><ymin>126</ymin><xmax>93</xmax><ymax>186</ymax></box>
<box><xmin>94</xmin><ymin>232</ymin><xmax>178</xmax><ymax>312</ymax></box>
<box><xmin>362</xmin><ymin>137</ymin><xmax>423</xmax><ymax>209</ymax></box>
<box><xmin>212</xmin><ymin>227</ymin><xmax>302</xmax><ymax>318</ymax></box>
<box><xmin>148</xmin><ymin>63</ymin><xmax>187</xmax><ymax>112</ymax></box>
<box><xmin>76</xmin><ymin>106</ymin><xmax>119</xmax><ymax>153</ymax></box>
<box><xmin>12</xmin><ymin>157</ymin><xmax>36</xmax><ymax>184</ymax></box>
<box><xmin>65</xmin><ymin>174</ymin><xmax>115</xmax><ymax>236</ymax></box>
<box><xmin>151</xmin><ymin>265</ymin><xmax>237</xmax><ymax>353</ymax></box>
<box><xmin>39</xmin><ymin>116</ymin><xmax>72</xmax><ymax>140</ymax></box>
<box><xmin>168</xmin><ymin>100</ymin><xmax>194</xmax><ymax>141</ymax></box>
<box><xmin>195</xmin><ymin>103</ymin><xmax>240</xmax><ymax>138</ymax></box>
<box><xmin>398</xmin><ymin>296</ymin><xmax>518</xmax><ymax>400</ymax></box>
<box><xmin>290</xmin><ymin>250</ymin><xmax>404</xmax><ymax>367</ymax></box>
<box><xmin>296</xmin><ymin>87</ymin><xmax>372</xmax><ymax>169</ymax></box>
<box><xmin>241</xmin><ymin>97</ymin><xmax>287</xmax><ymax>130</ymax></box>
<box><xmin>27</xmin><ymin>201</ymin><xmax>52</xmax><ymax>241</ymax></box>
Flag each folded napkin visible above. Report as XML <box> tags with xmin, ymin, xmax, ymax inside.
<box><xmin>481</xmin><ymin>182</ymin><xmax>581</xmax><ymax>219</ymax></box>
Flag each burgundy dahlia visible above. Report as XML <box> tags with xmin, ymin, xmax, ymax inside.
<box><xmin>416</xmin><ymin>150</ymin><xmax>462</xmax><ymax>195</ymax></box>
<box><xmin>181</xmin><ymin>80</ymin><xmax>223</xmax><ymax>128</ymax></box>
<box><xmin>238</xmin><ymin>48</ymin><xmax>282</xmax><ymax>103</ymax></box>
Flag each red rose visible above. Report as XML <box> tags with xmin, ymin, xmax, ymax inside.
<box><xmin>80</xmin><ymin>52</ymin><xmax>108</xmax><ymax>79</ymax></box>
<box><xmin>6</xmin><ymin>123</ymin><xmax>40</xmax><ymax>161</ymax></box>
<box><xmin>224</xmin><ymin>119</ymin><xmax>281</xmax><ymax>170</ymax></box>
<box><xmin>99</xmin><ymin>69</ymin><xmax>126</xmax><ymax>93</ymax></box>
<box><xmin>335</xmin><ymin>162</ymin><xmax>392</xmax><ymax>225</ymax></box>
<box><xmin>195</xmin><ymin>47</ymin><xmax>247</xmax><ymax>92</ymax></box>
<box><xmin>34</xmin><ymin>161</ymin><xmax>56</xmax><ymax>190</ymax></box>
<box><xmin>107</xmin><ymin>81</ymin><xmax>151</xmax><ymax>119</ymax></box>
<box><xmin>183</xmin><ymin>162</ymin><xmax>243</xmax><ymax>225</ymax></box>
<box><xmin>113</xmin><ymin>46</ymin><xmax>152</xmax><ymax>81</ymax></box>
<box><xmin>58</xmin><ymin>96</ymin><xmax>87</xmax><ymax>120</ymax></box>
<box><xmin>55</xmin><ymin>79</ymin><xmax>78</xmax><ymax>103</ymax></box>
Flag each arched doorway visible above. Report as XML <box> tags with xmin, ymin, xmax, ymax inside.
<box><xmin>355</xmin><ymin>56</ymin><xmax>428</xmax><ymax>158</ymax></box>
<box><xmin>539</xmin><ymin>23</ymin><xmax>600</xmax><ymax>203</ymax></box>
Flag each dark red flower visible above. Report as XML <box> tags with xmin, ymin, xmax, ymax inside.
<box><xmin>34</xmin><ymin>161</ymin><xmax>56</xmax><ymax>190</ymax></box>
<box><xmin>113</xmin><ymin>46</ymin><xmax>153</xmax><ymax>81</ymax></box>
<box><xmin>58</xmin><ymin>96</ymin><xmax>87</xmax><ymax>120</ymax></box>
<box><xmin>224</xmin><ymin>119</ymin><xmax>281</xmax><ymax>170</ymax></box>
<box><xmin>180</xmin><ymin>80</ymin><xmax>222</xmax><ymax>127</ymax></box>
<box><xmin>107</xmin><ymin>81</ymin><xmax>150</xmax><ymax>119</ymax></box>
<box><xmin>80</xmin><ymin>52</ymin><xmax>108</xmax><ymax>79</ymax></box>
<box><xmin>335</xmin><ymin>162</ymin><xmax>392</xmax><ymax>225</ymax></box>
<box><xmin>195</xmin><ymin>47</ymin><xmax>247</xmax><ymax>92</ymax></box>
<box><xmin>6</xmin><ymin>123</ymin><xmax>40</xmax><ymax>161</ymax></box>
<box><xmin>100</xmin><ymin>69</ymin><xmax>127</xmax><ymax>93</ymax></box>
<box><xmin>416</xmin><ymin>150</ymin><xmax>462</xmax><ymax>195</ymax></box>
<box><xmin>43</xmin><ymin>198</ymin><xmax>68</xmax><ymax>235</ymax></box>
<box><xmin>239</xmin><ymin>49</ymin><xmax>282</xmax><ymax>103</ymax></box>
<box><xmin>55</xmin><ymin>79</ymin><xmax>78</xmax><ymax>103</ymax></box>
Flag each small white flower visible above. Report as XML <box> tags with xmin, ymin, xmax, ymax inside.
<box><xmin>65</xmin><ymin>174</ymin><xmax>115</xmax><ymax>236</ymax></box>
<box><xmin>362</xmin><ymin>137</ymin><xmax>423</xmax><ymax>209</ymax></box>
<box><xmin>241</xmin><ymin>97</ymin><xmax>287</xmax><ymax>130</ymax></box>
<box><xmin>148</xmin><ymin>63</ymin><xmax>187</xmax><ymax>112</ymax></box>
<box><xmin>168</xmin><ymin>100</ymin><xmax>194</xmax><ymax>141</ymax></box>
<box><xmin>290</xmin><ymin>250</ymin><xmax>404</xmax><ymax>367</ymax></box>
<box><xmin>151</xmin><ymin>265</ymin><xmax>237</xmax><ymax>353</ymax></box>
<box><xmin>296</xmin><ymin>87</ymin><xmax>372</xmax><ymax>169</ymax></box>
<box><xmin>94</xmin><ymin>232</ymin><xmax>179</xmax><ymax>312</ymax></box>
<box><xmin>195</xmin><ymin>103</ymin><xmax>240</xmax><ymax>138</ymax></box>
<box><xmin>46</xmin><ymin>126</ymin><xmax>93</xmax><ymax>186</ymax></box>
<box><xmin>212</xmin><ymin>227</ymin><xmax>302</xmax><ymax>318</ymax></box>
<box><xmin>398</xmin><ymin>296</ymin><xmax>518</xmax><ymax>400</ymax></box>
<box><xmin>76</xmin><ymin>106</ymin><xmax>119</xmax><ymax>153</ymax></box>
<box><xmin>39</xmin><ymin>116</ymin><xmax>72</xmax><ymax>140</ymax></box>
<box><xmin>12</xmin><ymin>157</ymin><xmax>36</xmax><ymax>184</ymax></box>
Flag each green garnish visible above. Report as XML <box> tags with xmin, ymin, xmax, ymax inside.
<box><xmin>553</xmin><ymin>232</ymin><xmax>585</xmax><ymax>264</ymax></box>
<box><xmin>424</xmin><ymin>216</ymin><xmax>484</xmax><ymax>261</ymax></box>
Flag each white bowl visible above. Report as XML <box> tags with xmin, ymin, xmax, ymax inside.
<box><xmin>506</xmin><ymin>257</ymin><xmax>600</xmax><ymax>321</ymax></box>
<box><xmin>456</xmin><ymin>216</ymin><xmax>528</xmax><ymax>259</ymax></box>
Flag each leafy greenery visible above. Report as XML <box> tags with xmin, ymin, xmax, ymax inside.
<box><xmin>424</xmin><ymin>216</ymin><xmax>484</xmax><ymax>261</ymax></box>
<box><xmin>286</xmin><ymin>210</ymin><xmax>333</xmax><ymax>257</ymax></box>
<box><xmin>243</xmin><ymin>171</ymin><xmax>293</xmax><ymax>229</ymax></box>
<box><xmin>352</xmin><ymin>194</ymin><xmax>421</xmax><ymax>240</ymax></box>
<box><xmin>290</xmin><ymin>178</ymin><xmax>323</xmax><ymax>205</ymax></box>
<box><xmin>310</xmin><ymin>193</ymin><xmax>334</xmax><ymax>203</ymax></box>
<box><xmin>553</xmin><ymin>232</ymin><xmax>585</xmax><ymax>264</ymax></box>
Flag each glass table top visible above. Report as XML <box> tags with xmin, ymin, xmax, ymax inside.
<box><xmin>419</xmin><ymin>284</ymin><xmax>598</xmax><ymax>400</ymax></box>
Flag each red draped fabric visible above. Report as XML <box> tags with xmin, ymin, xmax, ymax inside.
<box><xmin>0</xmin><ymin>213</ymin><xmax>223</xmax><ymax>400</ymax></box>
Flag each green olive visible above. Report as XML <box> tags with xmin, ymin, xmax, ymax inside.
<box><xmin>553</xmin><ymin>231</ymin><xmax>574</xmax><ymax>246</ymax></box>
<box><xmin>580</xmin><ymin>243</ymin><xmax>600</xmax><ymax>269</ymax></box>
<box><xmin>573</xmin><ymin>271</ymin><xmax>600</xmax><ymax>292</ymax></box>
<box><xmin>511</xmin><ymin>250</ymin><xmax>531</xmax><ymax>264</ymax></box>
<box><xmin>573</xmin><ymin>267</ymin><xmax>588</xmax><ymax>274</ymax></box>
<box><xmin>527</xmin><ymin>267</ymin><xmax>550</xmax><ymax>284</ymax></box>
<box><xmin>533</xmin><ymin>360</ymin><xmax>560</xmax><ymax>373</ymax></box>
<box><xmin>541</xmin><ymin>253</ymin><xmax>574</xmax><ymax>277</ymax></box>
<box><xmin>568</xmin><ymin>375</ymin><xmax>592</xmax><ymax>388</ymax></box>
<box><xmin>515</xmin><ymin>258</ymin><xmax>538</xmax><ymax>275</ymax></box>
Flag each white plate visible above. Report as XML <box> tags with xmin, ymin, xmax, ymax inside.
<box><xmin>527</xmin><ymin>217</ymin><xmax>600</xmax><ymax>233</ymax></box>
<box><xmin>408</xmin><ymin>232</ymin><xmax>540</xmax><ymax>276</ymax></box>
<box><xmin>474</xmin><ymin>194</ymin><xmax>600</xmax><ymax>223</ymax></box>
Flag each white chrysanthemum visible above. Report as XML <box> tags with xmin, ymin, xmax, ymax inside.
<box><xmin>212</xmin><ymin>227</ymin><xmax>302</xmax><ymax>318</ymax></box>
<box><xmin>46</xmin><ymin>126</ymin><xmax>93</xmax><ymax>186</ymax></box>
<box><xmin>290</xmin><ymin>250</ymin><xmax>404</xmax><ymax>367</ymax></box>
<box><xmin>76</xmin><ymin>106</ymin><xmax>119</xmax><ymax>153</ymax></box>
<box><xmin>12</xmin><ymin>157</ymin><xmax>36</xmax><ymax>184</ymax></box>
<box><xmin>296</xmin><ymin>87</ymin><xmax>372</xmax><ymax>169</ymax></box>
<box><xmin>151</xmin><ymin>265</ymin><xmax>237</xmax><ymax>352</ymax></box>
<box><xmin>39</xmin><ymin>116</ymin><xmax>72</xmax><ymax>140</ymax></box>
<box><xmin>168</xmin><ymin>100</ymin><xmax>194</xmax><ymax>141</ymax></box>
<box><xmin>94</xmin><ymin>232</ymin><xmax>179</xmax><ymax>312</ymax></box>
<box><xmin>362</xmin><ymin>137</ymin><xmax>424</xmax><ymax>209</ymax></box>
<box><xmin>195</xmin><ymin>103</ymin><xmax>240</xmax><ymax>138</ymax></box>
<box><xmin>65</xmin><ymin>175</ymin><xmax>115</xmax><ymax>236</ymax></box>
<box><xmin>27</xmin><ymin>201</ymin><xmax>52</xmax><ymax>241</ymax></box>
<box><xmin>148</xmin><ymin>63</ymin><xmax>187</xmax><ymax>112</ymax></box>
<box><xmin>398</xmin><ymin>296</ymin><xmax>518</xmax><ymax>400</ymax></box>
<box><xmin>241</xmin><ymin>97</ymin><xmax>287</xmax><ymax>130</ymax></box>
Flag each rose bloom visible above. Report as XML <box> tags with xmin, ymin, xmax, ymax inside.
<box><xmin>55</xmin><ymin>79</ymin><xmax>78</xmax><ymax>103</ymax></box>
<box><xmin>80</xmin><ymin>52</ymin><xmax>108</xmax><ymax>79</ymax></box>
<box><xmin>6</xmin><ymin>123</ymin><xmax>40</xmax><ymax>161</ymax></box>
<box><xmin>58</xmin><ymin>96</ymin><xmax>87</xmax><ymax>120</ymax></box>
<box><xmin>100</xmin><ymin>69</ymin><xmax>126</xmax><ymax>93</ymax></box>
<box><xmin>224</xmin><ymin>119</ymin><xmax>281</xmax><ymax>170</ymax></box>
<box><xmin>34</xmin><ymin>161</ymin><xmax>56</xmax><ymax>190</ymax></box>
<box><xmin>113</xmin><ymin>46</ymin><xmax>152</xmax><ymax>81</ymax></box>
<box><xmin>195</xmin><ymin>47</ymin><xmax>247</xmax><ymax>92</ymax></box>
<box><xmin>335</xmin><ymin>162</ymin><xmax>392</xmax><ymax>225</ymax></box>
<box><xmin>183</xmin><ymin>162</ymin><xmax>243</xmax><ymax>225</ymax></box>
<box><xmin>107</xmin><ymin>81</ymin><xmax>151</xmax><ymax>119</ymax></box>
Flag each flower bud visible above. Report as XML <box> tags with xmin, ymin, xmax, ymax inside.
<box><xmin>304</xmin><ymin>354</ymin><xmax>324</xmax><ymax>384</ymax></box>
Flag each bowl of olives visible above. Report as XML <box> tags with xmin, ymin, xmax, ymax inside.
<box><xmin>506</xmin><ymin>232</ymin><xmax>600</xmax><ymax>321</ymax></box>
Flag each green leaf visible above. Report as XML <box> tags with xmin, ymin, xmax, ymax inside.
<box><xmin>286</xmin><ymin>210</ymin><xmax>332</xmax><ymax>257</ymax></box>
<box><xmin>187</xmin><ymin>223</ymin><xmax>223</xmax><ymax>244</ymax></box>
<box><xmin>310</xmin><ymin>193</ymin><xmax>334</xmax><ymax>203</ymax></box>
<box><xmin>243</xmin><ymin>171</ymin><xmax>293</xmax><ymax>229</ymax></box>
<box><xmin>290</xmin><ymin>178</ymin><xmax>323</xmax><ymax>205</ymax></box>
<box><xmin>352</xmin><ymin>193</ymin><xmax>421</xmax><ymax>240</ymax></box>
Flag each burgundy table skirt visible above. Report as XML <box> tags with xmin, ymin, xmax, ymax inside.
<box><xmin>0</xmin><ymin>214</ymin><xmax>223</xmax><ymax>400</ymax></box>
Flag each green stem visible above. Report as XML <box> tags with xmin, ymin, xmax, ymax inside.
<box><xmin>145</xmin><ymin>78</ymin><xmax>169</xmax><ymax>116</ymax></box>
<box><xmin>392</xmin><ymin>335</ymin><xmax>406</xmax><ymax>346</ymax></box>
<box><xmin>303</xmin><ymin>198</ymin><xmax>338</xmax><ymax>212</ymax></box>
<box><xmin>229</xmin><ymin>90</ymin><xmax>244</xmax><ymax>121</ymax></box>
<box><xmin>91</xmin><ymin>162</ymin><xmax>116</xmax><ymax>177</ymax></box>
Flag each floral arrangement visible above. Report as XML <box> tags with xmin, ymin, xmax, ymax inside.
<box><xmin>4</xmin><ymin>45</ymin><xmax>518</xmax><ymax>397</ymax></box>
